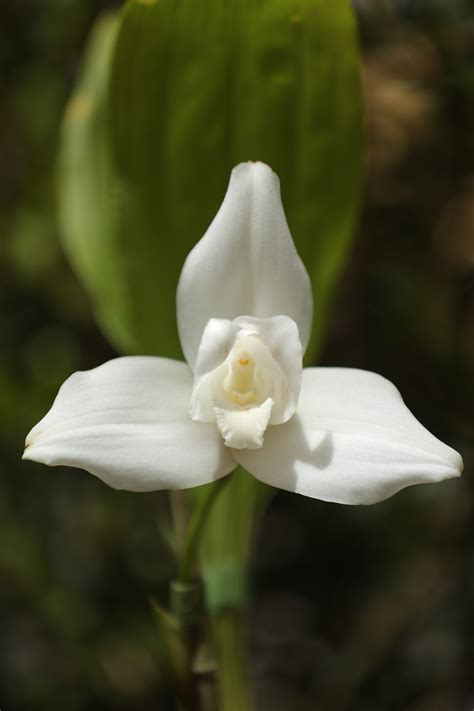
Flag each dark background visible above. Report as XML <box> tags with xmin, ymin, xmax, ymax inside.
<box><xmin>1</xmin><ymin>1</ymin><xmax>473</xmax><ymax>709</ymax></box>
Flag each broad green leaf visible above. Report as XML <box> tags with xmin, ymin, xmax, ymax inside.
<box><xmin>57</xmin><ymin>14</ymin><xmax>141</xmax><ymax>354</ymax></box>
<box><xmin>59</xmin><ymin>0</ymin><xmax>362</xmax><ymax>361</ymax></box>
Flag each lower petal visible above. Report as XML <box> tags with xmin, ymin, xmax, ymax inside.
<box><xmin>24</xmin><ymin>357</ymin><xmax>236</xmax><ymax>491</ymax></box>
<box><xmin>234</xmin><ymin>368</ymin><xmax>463</xmax><ymax>505</ymax></box>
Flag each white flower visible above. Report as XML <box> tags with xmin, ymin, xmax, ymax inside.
<box><xmin>23</xmin><ymin>162</ymin><xmax>463</xmax><ymax>504</ymax></box>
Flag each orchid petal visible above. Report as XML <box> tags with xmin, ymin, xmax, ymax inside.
<box><xmin>176</xmin><ymin>162</ymin><xmax>313</xmax><ymax>368</ymax></box>
<box><xmin>190</xmin><ymin>318</ymin><xmax>240</xmax><ymax>421</ymax></box>
<box><xmin>234</xmin><ymin>368</ymin><xmax>463</xmax><ymax>505</ymax></box>
<box><xmin>23</xmin><ymin>357</ymin><xmax>236</xmax><ymax>491</ymax></box>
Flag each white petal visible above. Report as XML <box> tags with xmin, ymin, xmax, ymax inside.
<box><xmin>194</xmin><ymin>318</ymin><xmax>240</xmax><ymax>382</ymax></box>
<box><xmin>215</xmin><ymin>398</ymin><xmax>274</xmax><ymax>449</ymax></box>
<box><xmin>23</xmin><ymin>357</ymin><xmax>236</xmax><ymax>492</ymax></box>
<box><xmin>176</xmin><ymin>162</ymin><xmax>313</xmax><ymax>368</ymax></box>
<box><xmin>234</xmin><ymin>368</ymin><xmax>463</xmax><ymax>505</ymax></box>
<box><xmin>190</xmin><ymin>318</ymin><xmax>240</xmax><ymax>421</ymax></box>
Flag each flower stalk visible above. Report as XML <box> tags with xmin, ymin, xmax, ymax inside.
<box><xmin>176</xmin><ymin>478</ymin><xmax>230</xmax><ymax>586</ymax></box>
<box><xmin>211</xmin><ymin>610</ymin><xmax>253</xmax><ymax>711</ymax></box>
<box><xmin>170</xmin><ymin>474</ymin><xmax>255</xmax><ymax>710</ymax></box>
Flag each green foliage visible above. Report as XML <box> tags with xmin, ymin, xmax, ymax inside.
<box><xmin>58</xmin><ymin>0</ymin><xmax>363</xmax><ymax>362</ymax></box>
<box><xmin>57</xmin><ymin>15</ymin><xmax>131</xmax><ymax>353</ymax></box>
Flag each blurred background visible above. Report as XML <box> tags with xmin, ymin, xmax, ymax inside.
<box><xmin>1</xmin><ymin>0</ymin><xmax>473</xmax><ymax>709</ymax></box>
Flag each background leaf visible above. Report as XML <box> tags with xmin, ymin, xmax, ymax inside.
<box><xmin>57</xmin><ymin>13</ymin><xmax>140</xmax><ymax>354</ymax></box>
<box><xmin>58</xmin><ymin>0</ymin><xmax>363</xmax><ymax>362</ymax></box>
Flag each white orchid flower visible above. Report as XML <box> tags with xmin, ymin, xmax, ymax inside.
<box><xmin>24</xmin><ymin>162</ymin><xmax>462</xmax><ymax>504</ymax></box>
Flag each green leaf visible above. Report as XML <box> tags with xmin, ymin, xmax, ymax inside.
<box><xmin>149</xmin><ymin>598</ymin><xmax>194</xmax><ymax>701</ymax></box>
<box><xmin>58</xmin><ymin>0</ymin><xmax>362</xmax><ymax>361</ymax></box>
<box><xmin>57</xmin><ymin>13</ymin><xmax>140</xmax><ymax>354</ymax></box>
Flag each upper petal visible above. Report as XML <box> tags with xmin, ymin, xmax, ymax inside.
<box><xmin>23</xmin><ymin>357</ymin><xmax>236</xmax><ymax>492</ymax></box>
<box><xmin>176</xmin><ymin>162</ymin><xmax>313</xmax><ymax>368</ymax></box>
<box><xmin>234</xmin><ymin>368</ymin><xmax>463</xmax><ymax>505</ymax></box>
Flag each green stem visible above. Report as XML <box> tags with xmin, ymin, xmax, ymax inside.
<box><xmin>212</xmin><ymin>610</ymin><xmax>253</xmax><ymax>711</ymax></box>
<box><xmin>177</xmin><ymin>477</ymin><xmax>229</xmax><ymax>584</ymax></box>
<box><xmin>170</xmin><ymin>490</ymin><xmax>190</xmax><ymax>552</ymax></box>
